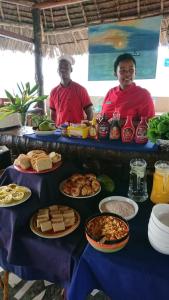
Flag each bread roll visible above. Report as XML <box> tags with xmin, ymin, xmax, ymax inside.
<box><xmin>49</xmin><ymin>152</ymin><xmax>61</xmax><ymax>163</ymax></box>
<box><xmin>14</xmin><ymin>154</ymin><xmax>31</xmax><ymax>170</ymax></box>
<box><xmin>27</xmin><ymin>150</ymin><xmax>46</xmax><ymax>158</ymax></box>
<box><xmin>31</xmin><ymin>156</ymin><xmax>52</xmax><ymax>172</ymax></box>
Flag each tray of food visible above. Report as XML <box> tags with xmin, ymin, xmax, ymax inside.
<box><xmin>34</xmin><ymin>129</ymin><xmax>56</xmax><ymax>136</ymax></box>
<box><xmin>30</xmin><ymin>205</ymin><xmax>80</xmax><ymax>238</ymax></box>
<box><xmin>59</xmin><ymin>173</ymin><xmax>101</xmax><ymax>198</ymax></box>
<box><xmin>14</xmin><ymin>150</ymin><xmax>62</xmax><ymax>173</ymax></box>
<box><xmin>0</xmin><ymin>183</ymin><xmax>31</xmax><ymax>207</ymax></box>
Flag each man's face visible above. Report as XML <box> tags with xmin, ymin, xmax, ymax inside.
<box><xmin>58</xmin><ymin>59</ymin><xmax>72</xmax><ymax>80</ymax></box>
<box><xmin>115</xmin><ymin>59</ymin><xmax>136</xmax><ymax>89</ymax></box>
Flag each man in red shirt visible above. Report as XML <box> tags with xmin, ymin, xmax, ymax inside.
<box><xmin>49</xmin><ymin>55</ymin><xmax>93</xmax><ymax>126</ymax></box>
<box><xmin>101</xmin><ymin>53</ymin><xmax>155</xmax><ymax>122</ymax></box>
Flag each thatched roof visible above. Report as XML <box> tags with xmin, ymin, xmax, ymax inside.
<box><xmin>0</xmin><ymin>0</ymin><xmax>169</xmax><ymax>57</ymax></box>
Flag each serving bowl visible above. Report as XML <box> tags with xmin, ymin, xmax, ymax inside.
<box><xmin>151</xmin><ymin>204</ymin><xmax>169</xmax><ymax>234</ymax></box>
<box><xmin>99</xmin><ymin>196</ymin><xmax>138</xmax><ymax>221</ymax></box>
<box><xmin>148</xmin><ymin>204</ymin><xmax>169</xmax><ymax>254</ymax></box>
<box><xmin>85</xmin><ymin>212</ymin><xmax>129</xmax><ymax>253</ymax></box>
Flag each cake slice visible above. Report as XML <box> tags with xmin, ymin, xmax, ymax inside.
<box><xmin>40</xmin><ymin>220</ymin><xmax>52</xmax><ymax>232</ymax></box>
<box><xmin>52</xmin><ymin>221</ymin><xmax>65</xmax><ymax>232</ymax></box>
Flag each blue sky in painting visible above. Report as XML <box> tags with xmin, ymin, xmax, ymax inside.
<box><xmin>88</xmin><ymin>16</ymin><xmax>162</xmax><ymax>80</ymax></box>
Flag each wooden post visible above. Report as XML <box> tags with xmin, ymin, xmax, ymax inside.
<box><xmin>32</xmin><ymin>7</ymin><xmax>44</xmax><ymax>112</ymax></box>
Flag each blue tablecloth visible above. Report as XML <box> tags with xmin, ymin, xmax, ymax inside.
<box><xmin>0</xmin><ymin>162</ymin><xmax>102</xmax><ymax>287</ymax></box>
<box><xmin>24</xmin><ymin>131</ymin><xmax>158</xmax><ymax>153</ymax></box>
<box><xmin>67</xmin><ymin>199</ymin><xmax>169</xmax><ymax>300</ymax></box>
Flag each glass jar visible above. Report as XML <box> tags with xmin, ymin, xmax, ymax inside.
<box><xmin>150</xmin><ymin>161</ymin><xmax>169</xmax><ymax>203</ymax></box>
<box><xmin>128</xmin><ymin>158</ymin><xmax>148</xmax><ymax>202</ymax></box>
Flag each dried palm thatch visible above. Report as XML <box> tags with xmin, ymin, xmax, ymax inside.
<box><xmin>0</xmin><ymin>0</ymin><xmax>169</xmax><ymax>57</ymax></box>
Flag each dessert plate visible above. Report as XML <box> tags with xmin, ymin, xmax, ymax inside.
<box><xmin>59</xmin><ymin>179</ymin><xmax>101</xmax><ymax>199</ymax></box>
<box><xmin>0</xmin><ymin>187</ymin><xmax>31</xmax><ymax>207</ymax></box>
<box><xmin>14</xmin><ymin>161</ymin><xmax>62</xmax><ymax>174</ymax></box>
<box><xmin>30</xmin><ymin>207</ymin><xmax>80</xmax><ymax>238</ymax></box>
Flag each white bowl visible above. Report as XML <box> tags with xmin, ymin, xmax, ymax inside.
<box><xmin>148</xmin><ymin>226</ymin><xmax>169</xmax><ymax>248</ymax></box>
<box><xmin>148</xmin><ymin>232</ymin><xmax>169</xmax><ymax>255</ymax></box>
<box><xmin>99</xmin><ymin>196</ymin><xmax>138</xmax><ymax>221</ymax></box>
<box><xmin>151</xmin><ymin>204</ymin><xmax>169</xmax><ymax>234</ymax></box>
<box><xmin>148</xmin><ymin>218</ymin><xmax>169</xmax><ymax>242</ymax></box>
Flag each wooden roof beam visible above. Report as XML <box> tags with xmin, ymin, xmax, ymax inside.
<box><xmin>1</xmin><ymin>0</ymin><xmax>32</xmax><ymax>7</ymax></box>
<box><xmin>0</xmin><ymin>28</ymin><xmax>33</xmax><ymax>43</ymax></box>
<box><xmin>32</xmin><ymin>0</ymin><xmax>88</xmax><ymax>10</ymax></box>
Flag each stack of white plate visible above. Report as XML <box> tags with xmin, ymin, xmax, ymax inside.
<box><xmin>148</xmin><ymin>204</ymin><xmax>169</xmax><ymax>255</ymax></box>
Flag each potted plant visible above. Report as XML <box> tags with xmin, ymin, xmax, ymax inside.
<box><xmin>0</xmin><ymin>82</ymin><xmax>48</xmax><ymax>132</ymax></box>
<box><xmin>147</xmin><ymin>113</ymin><xmax>169</xmax><ymax>150</ymax></box>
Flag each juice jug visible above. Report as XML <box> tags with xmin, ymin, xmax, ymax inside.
<box><xmin>150</xmin><ymin>161</ymin><xmax>169</xmax><ymax>203</ymax></box>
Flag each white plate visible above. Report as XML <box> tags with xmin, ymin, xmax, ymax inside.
<box><xmin>99</xmin><ymin>196</ymin><xmax>138</xmax><ymax>221</ymax></box>
<box><xmin>0</xmin><ymin>187</ymin><xmax>31</xmax><ymax>207</ymax></box>
<box><xmin>34</xmin><ymin>130</ymin><xmax>56</xmax><ymax>136</ymax></box>
<box><xmin>59</xmin><ymin>180</ymin><xmax>101</xmax><ymax>199</ymax></box>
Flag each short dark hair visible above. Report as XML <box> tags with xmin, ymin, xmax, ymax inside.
<box><xmin>114</xmin><ymin>53</ymin><xmax>136</xmax><ymax>74</ymax></box>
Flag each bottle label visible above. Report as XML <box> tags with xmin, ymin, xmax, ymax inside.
<box><xmin>109</xmin><ymin>126</ymin><xmax>120</xmax><ymax>140</ymax></box>
<box><xmin>135</xmin><ymin>125</ymin><xmax>148</xmax><ymax>143</ymax></box>
<box><xmin>99</xmin><ymin>125</ymin><xmax>109</xmax><ymax>139</ymax></box>
<box><xmin>122</xmin><ymin>127</ymin><xmax>134</xmax><ymax>142</ymax></box>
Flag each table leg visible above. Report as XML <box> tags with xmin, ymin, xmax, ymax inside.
<box><xmin>0</xmin><ymin>271</ymin><xmax>9</xmax><ymax>300</ymax></box>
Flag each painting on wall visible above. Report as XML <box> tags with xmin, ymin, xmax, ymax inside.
<box><xmin>88</xmin><ymin>16</ymin><xmax>162</xmax><ymax>81</ymax></box>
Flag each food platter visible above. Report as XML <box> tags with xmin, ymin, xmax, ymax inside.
<box><xmin>59</xmin><ymin>179</ymin><xmax>101</xmax><ymax>199</ymax></box>
<box><xmin>30</xmin><ymin>208</ymin><xmax>80</xmax><ymax>238</ymax></box>
<box><xmin>0</xmin><ymin>186</ymin><xmax>31</xmax><ymax>207</ymax></box>
<box><xmin>14</xmin><ymin>161</ymin><xmax>62</xmax><ymax>174</ymax></box>
<box><xmin>99</xmin><ymin>196</ymin><xmax>138</xmax><ymax>221</ymax></box>
<box><xmin>34</xmin><ymin>129</ymin><xmax>56</xmax><ymax>136</ymax></box>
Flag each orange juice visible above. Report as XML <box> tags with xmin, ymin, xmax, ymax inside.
<box><xmin>150</xmin><ymin>161</ymin><xmax>169</xmax><ymax>203</ymax></box>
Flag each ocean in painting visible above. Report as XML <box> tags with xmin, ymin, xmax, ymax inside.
<box><xmin>88</xmin><ymin>16</ymin><xmax>162</xmax><ymax>81</ymax></box>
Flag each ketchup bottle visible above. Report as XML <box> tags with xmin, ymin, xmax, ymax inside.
<box><xmin>135</xmin><ymin>117</ymin><xmax>148</xmax><ymax>144</ymax></box>
<box><xmin>121</xmin><ymin>116</ymin><xmax>135</xmax><ymax>143</ymax></box>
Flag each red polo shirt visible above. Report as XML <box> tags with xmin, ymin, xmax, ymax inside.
<box><xmin>101</xmin><ymin>83</ymin><xmax>155</xmax><ymax>120</ymax></box>
<box><xmin>49</xmin><ymin>81</ymin><xmax>92</xmax><ymax>126</ymax></box>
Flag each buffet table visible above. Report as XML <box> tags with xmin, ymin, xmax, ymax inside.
<box><xmin>0</xmin><ymin>127</ymin><xmax>168</xmax><ymax>183</ymax></box>
<box><xmin>67</xmin><ymin>198</ymin><xmax>169</xmax><ymax>300</ymax></box>
<box><xmin>0</xmin><ymin>162</ymin><xmax>102</xmax><ymax>287</ymax></box>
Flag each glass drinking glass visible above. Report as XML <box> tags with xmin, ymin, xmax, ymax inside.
<box><xmin>128</xmin><ymin>158</ymin><xmax>148</xmax><ymax>202</ymax></box>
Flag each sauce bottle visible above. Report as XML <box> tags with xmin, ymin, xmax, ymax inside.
<box><xmin>135</xmin><ymin>117</ymin><xmax>148</xmax><ymax>144</ymax></box>
<box><xmin>109</xmin><ymin>112</ymin><xmax>121</xmax><ymax>140</ymax></box>
<box><xmin>121</xmin><ymin>115</ymin><xmax>135</xmax><ymax>143</ymax></box>
<box><xmin>98</xmin><ymin>114</ymin><xmax>110</xmax><ymax>139</ymax></box>
<box><xmin>88</xmin><ymin>118</ymin><xmax>98</xmax><ymax>139</ymax></box>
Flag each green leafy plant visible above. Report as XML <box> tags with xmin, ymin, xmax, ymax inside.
<box><xmin>0</xmin><ymin>82</ymin><xmax>48</xmax><ymax>119</ymax></box>
<box><xmin>147</xmin><ymin>113</ymin><xmax>169</xmax><ymax>143</ymax></box>
<box><xmin>31</xmin><ymin>114</ymin><xmax>56</xmax><ymax>130</ymax></box>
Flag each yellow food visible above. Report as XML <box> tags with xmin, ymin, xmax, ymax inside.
<box><xmin>0</xmin><ymin>184</ymin><xmax>29</xmax><ymax>204</ymax></box>
<box><xmin>0</xmin><ymin>194</ymin><xmax>13</xmax><ymax>203</ymax></box>
<box><xmin>12</xmin><ymin>192</ymin><xmax>25</xmax><ymax>201</ymax></box>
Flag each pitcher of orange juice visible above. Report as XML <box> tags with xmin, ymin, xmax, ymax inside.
<box><xmin>150</xmin><ymin>161</ymin><xmax>169</xmax><ymax>203</ymax></box>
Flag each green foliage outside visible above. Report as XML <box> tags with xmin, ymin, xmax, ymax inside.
<box><xmin>0</xmin><ymin>82</ymin><xmax>48</xmax><ymax>120</ymax></box>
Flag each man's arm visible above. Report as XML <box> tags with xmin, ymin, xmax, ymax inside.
<box><xmin>50</xmin><ymin>108</ymin><xmax>56</xmax><ymax>123</ymax></box>
<box><xmin>84</xmin><ymin>105</ymin><xmax>93</xmax><ymax>121</ymax></box>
